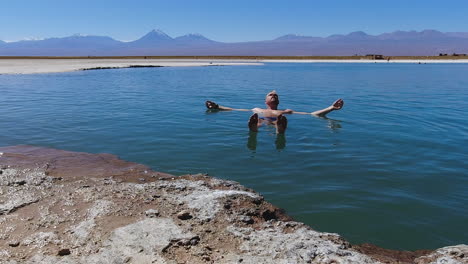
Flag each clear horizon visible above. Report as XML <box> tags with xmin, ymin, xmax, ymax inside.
<box><xmin>1</xmin><ymin>0</ymin><xmax>467</xmax><ymax>42</ymax></box>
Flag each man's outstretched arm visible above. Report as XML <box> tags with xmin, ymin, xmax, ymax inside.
<box><xmin>205</xmin><ymin>100</ymin><xmax>251</xmax><ymax>111</ymax></box>
<box><xmin>311</xmin><ymin>99</ymin><xmax>344</xmax><ymax>117</ymax></box>
<box><xmin>291</xmin><ymin>99</ymin><xmax>344</xmax><ymax>117</ymax></box>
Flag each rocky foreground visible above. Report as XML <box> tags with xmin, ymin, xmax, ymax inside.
<box><xmin>0</xmin><ymin>145</ymin><xmax>466</xmax><ymax>264</ymax></box>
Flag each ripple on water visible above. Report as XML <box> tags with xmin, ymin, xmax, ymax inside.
<box><xmin>0</xmin><ymin>63</ymin><xmax>467</xmax><ymax>250</ymax></box>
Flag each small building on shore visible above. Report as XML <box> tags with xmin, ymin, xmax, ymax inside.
<box><xmin>365</xmin><ymin>54</ymin><xmax>384</xmax><ymax>60</ymax></box>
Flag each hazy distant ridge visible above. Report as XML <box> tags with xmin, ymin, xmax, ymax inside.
<box><xmin>1</xmin><ymin>29</ymin><xmax>468</xmax><ymax>56</ymax></box>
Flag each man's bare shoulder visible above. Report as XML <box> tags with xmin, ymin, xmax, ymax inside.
<box><xmin>252</xmin><ymin>107</ymin><xmax>264</xmax><ymax>113</ymax></box>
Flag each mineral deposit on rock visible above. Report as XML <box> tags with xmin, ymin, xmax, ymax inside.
<box><xmin>0</xmin><ymin>146</ymin><xmax>466</xmax><ymax>264</ymax></box>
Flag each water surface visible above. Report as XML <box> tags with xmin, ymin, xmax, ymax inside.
<box><xmin>0</xmin><ymin>63</ymin><xmax>467</xmax><ymax>250</ymax></box>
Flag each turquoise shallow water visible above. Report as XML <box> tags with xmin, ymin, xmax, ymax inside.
<box><xmin>0</xmin><ymin>63</ymin><xmax>467</xmax><ymax>250</ymax></box>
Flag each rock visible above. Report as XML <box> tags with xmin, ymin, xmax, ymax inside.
<box><xmin>8</xmin><ymin>241</ymin><xmax>20</xmax><ymax>247</ymax></box>
<box><xmin>189</xmin><ymin>236</ymin><xmax>200</xmax><ymax>246</ymax></box>
<box><xmin>414</xmin><ymin>245</ymin><xmax>468</xmax><ymax>264</ymax></box>
<box><xmin>261</xmin><ymin>210</ymin><xmax>278</xmax><ymax>221</ymax></box>
<box><xmin>177</xmin><ymin>211</ymin><xmax>192</xmax><ymax>220</ymax></box>
<box><xmin>239</xmin><ymin>216</ymin><xmax>254</xmax><ymax>225</ymax></box>
<box><xmin>145</xmin><ymin>209</ymin><xmax>160</xmax><ymax>218</ymax></box>
<box><xmin>57</xmin><ymin>249</ymin><xmax>71</xmax><ymax>256</ymax></box>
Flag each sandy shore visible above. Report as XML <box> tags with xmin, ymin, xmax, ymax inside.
<box><xmin>0</xmin><ymin>59</ymin><xmax>262</xmax><ymax>74</ymax></box>
<box><xmin>1</xmin><ymin>58</ymin><xmax>468</xmax><ymax>74</ymax></box>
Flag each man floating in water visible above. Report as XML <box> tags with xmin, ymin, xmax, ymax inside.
<box><xmin>205</xmin><ymin>90</ymin><xmax>344</xmax><ymax>134</ymax></box>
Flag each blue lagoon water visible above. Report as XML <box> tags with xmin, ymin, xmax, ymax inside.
<box><xmin>1</xmin><ymin>63</ymin><xmax>467</xmax><ymax>250</ymax></box>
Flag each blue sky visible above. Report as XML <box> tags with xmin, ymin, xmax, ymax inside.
<box><xmin>1</xmin><ymin>0</ymin><xmax>467</xmax><ymax>42</ymax></box>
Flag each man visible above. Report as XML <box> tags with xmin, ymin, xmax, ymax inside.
<box><xmin>206</xmin><ymin>90</ymin><xmax>344</xmax><ymax>134</ymax></box>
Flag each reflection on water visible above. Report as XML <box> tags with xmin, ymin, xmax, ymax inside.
<box><xmin>275</xmin><ymin>134</ymin><xmax>286</xmax><ymax>150</ymax></box>
<box><xmin>247</xmin><ymin>131</ymin><xmax>287</xmax><ymax>151</ymax></box>
<box><xmin>326</xmin><ymin>118</ymin><xmax>342</xmax><ymax>132</ymax></box>
<box><xmin>247</xmin><ymin>131</ymin><xmax>257</xmax><ymax>151</ymax></box>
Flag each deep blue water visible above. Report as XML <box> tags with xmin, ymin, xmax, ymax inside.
<box><xmin>1</xmin><ymin>63</ymin><xmax>467</xmax><ymax>250</ymax></box>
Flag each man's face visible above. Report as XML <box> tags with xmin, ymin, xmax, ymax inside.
<box><xmin>265</xmin><ymin>91</ymin><xmax>279</xmax><ymax>106</ymax></box>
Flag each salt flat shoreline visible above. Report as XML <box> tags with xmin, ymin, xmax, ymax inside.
<box><xmin>0</xmin><ymin>59</ymin><xmax>262</xmax><ymax>74</ymax></box>
<box><xmin>1</xmin><ymin>58</ymin><xmax>468</xmax><ymax>74</ymax></box>
<box><xmin>262</xmin><ymin>59</ymin><xmax>468</xmax><ymax>64</ymax></box>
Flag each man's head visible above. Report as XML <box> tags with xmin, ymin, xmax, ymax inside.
<box><xmin>265</xmin><ymin>90</ymin><xmax>279</xmax><ymax>109</ymax></box>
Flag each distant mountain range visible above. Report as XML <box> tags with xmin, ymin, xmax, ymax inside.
<box><xmin>1</xmin><ymin>29</ymin><xmax>468</xmax><ymax>56</ymax></box>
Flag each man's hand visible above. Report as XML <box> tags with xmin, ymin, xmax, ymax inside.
<box><xmin>331</xmin><ymin>99</ymin><xmax>344</xmax><ymax>110</ymax></box>
<box><xmin>205</xmin><ymin>100</ymin><xmax>219</xmax><ymax>109</ymax></box>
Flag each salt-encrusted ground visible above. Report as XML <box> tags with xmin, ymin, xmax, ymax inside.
<box><xmin>0</xmin><ymin>59</ymin><xmax>262</xmax><ymax>74</ymax></box>
<box><xmin>1</xmin><ymin>58</ymin><xmax>468</xmax><ymax>75</ymax></box>
<box><xmin>0</xmin><ymin>146</ymin><xmax>466</xmax><ymax>263</ymax></box>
